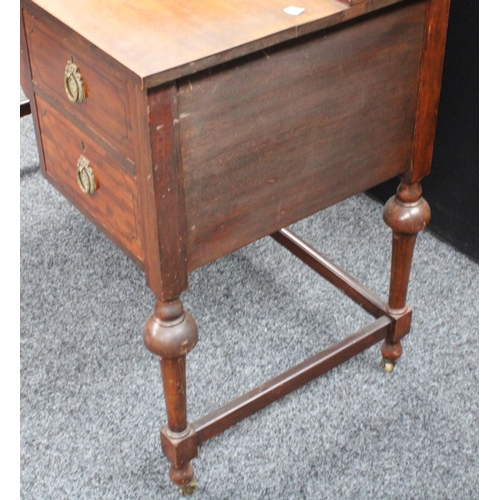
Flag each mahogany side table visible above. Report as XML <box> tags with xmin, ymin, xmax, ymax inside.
<box><xmin>20</xmin><ymin>0</ymin><xmax>450</xmax><ymax>493</ymax></box>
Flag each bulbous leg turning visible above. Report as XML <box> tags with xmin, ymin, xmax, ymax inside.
<box><xmin>382</xmin><ymin>182</ymin><xmax>430</xmax><ymax>371</ymax></box>
<box><xmin>144</xmin><ymin>298</ymin><xmax>199</xmax><ymax>493</ymax></box>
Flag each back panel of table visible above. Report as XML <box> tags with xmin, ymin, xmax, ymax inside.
<box><xmin>177</xmin><ymin>1</ymin><xmax>427</xmax><ymax>271</ymax></box>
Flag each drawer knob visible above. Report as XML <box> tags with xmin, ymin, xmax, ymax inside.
<box><xmin>64</xmin><ymin>58</ymin><xmax>86</xmax><ymax>103</ymax></box>
<box><xmin>76</xmin><ymin>156</ymin><xmax>96</xmax><ymax>194</ymax></box>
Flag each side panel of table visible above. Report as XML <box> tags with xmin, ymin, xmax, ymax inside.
<box><xmin>178</xmin><ymin>0</ymin><xmax>428</xmax><ymax>271</ymax></box>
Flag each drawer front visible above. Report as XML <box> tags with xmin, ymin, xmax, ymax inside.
<box><xmin>36</xmin><ymin>96</ymin><xmax>144</xmax><ymax>264</ymax></box>
<box><xmin>24</xmin><ymin>11</ymin><xmax>136</xmax><ymax>164</ymax></box>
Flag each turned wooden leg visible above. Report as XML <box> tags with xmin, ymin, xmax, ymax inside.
<box><xmin>144</xmin><ymin>299</ymin><xmax>199</xmax><ymax>495</ymax></box>
<box><xmin>381</xmin><ymin>181</ymin><xmax>431</xmax><ymax>372</ymax></box>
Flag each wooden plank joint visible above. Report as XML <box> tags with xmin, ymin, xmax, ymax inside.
<box><xmin>271</xmin><ymin>228</ymin><xmax>416</xmax><ymax>340</ymax></box>
<box><xmin>387</xmin><ymin>306</ymin><xmax>413</xmax><ymax>342</ymax></box>
<box><xmin>160</xmin><ymin>424</ymin><xmax>198</xmax><ymax>469</ymax></box>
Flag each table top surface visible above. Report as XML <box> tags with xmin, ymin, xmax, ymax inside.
<box><xmin>30</xmin><ymin>0</ymin><xmax>406</xmax><ymax>87</ymax></box>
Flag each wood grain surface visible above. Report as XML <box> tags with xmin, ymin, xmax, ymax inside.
<box><xmin>20</xmin><ymin>10</ymin><xmax>31</xmax><ymax>97</ymax></box>
<box><xmin>28</xmin><ymin>0</ymin><xmax>412</xmax><ymax>87</ymax></box>
<box><xmin>36</xmin><ymin>96</ymin><xmax>144</xmax><ymax>264</ymax></box>
<box><xmin>180</xmin><ymin>1</ymin><xmax>427</xmax><ymax>271</ymax></box>
<box><xmin>143</xmin><ymin>86</ymin><xmax>189</xmax><ymax>300</ymax></box>
<box><xmin>24</xmin><ymin>11</ymin><xmax>137</xmax><ymax>164</ymax></box>
<box><xmin>408</xmin><ymin>0</ymin><xmax>451</xmax><ymax>182</ymax></box>
<box><xmin>21</xmin><ymin>0</ymin><xmax>451</xmax><ymax>490</ymax></box>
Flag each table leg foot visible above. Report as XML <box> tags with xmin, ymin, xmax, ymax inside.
<box><xmin>179</xmin><ymin>482</ymin><xmax>198</xmax><ymax>496</ymax></box>
<box><xmin>380</xmin><ymin>340</ymin><xmax>402</xmax><ymax>372</ymax></box>
<box><xmin>381</xmin><ymin>361</ymin><xmax>394</xmax><ymax>373</ymax></box>
<box><xmin>170</xmin><ymin>464</ymin><xmax>198</xmax><ymax>495</ymax></box>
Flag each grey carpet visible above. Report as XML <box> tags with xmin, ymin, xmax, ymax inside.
<box><xmin>20</xmin><ymin>116</ymin><xmax>478</xmax><ymax>499</ymax></box>
<box><xmin>20</xmin><ymin>117</ymin><xmax>39</xmax><ymax>177</ymax></box>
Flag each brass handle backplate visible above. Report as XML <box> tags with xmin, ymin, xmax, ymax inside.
<box><xmin>64</xmin><ymin>58</ymin><xmax>86</xmax><ymax>103</ymax></box>
<box><xmin>76</xmin><ymin>156</ymin><xmax>96</xmax><ymax>194</ymax></box>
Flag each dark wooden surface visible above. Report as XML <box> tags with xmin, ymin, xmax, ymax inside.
<box><xmin>180</xmin><ymin>1</ymin><xmax>427</xmax><ymax>271</ymax></box>
<box><xmin>370</xmin><ymin>0</ymin><xmax>477</xmax><ymax>261</ymax></box>
<box><xmin>21</xmin><ymin>0</ymin><xmax>451</xmax><ymax>491</ymax></box>
<box><xmin>132</xmin><ymin>84</ymin><xmax>190</xmax><ymax>301</ymax></box>
<box><xmin>381</xmin><ymin>181</ymin><xmax>431</xmax><ymax>369</ymax></box>
<box><xmin>21</xmin><ymin>6</ymin><xmax>47</xmax><ymax>179</ymax></box>
<box><xmin>24</xmin><ymin>11</ymin><xmax>137</xmax><ymax>164</ymax></box>
<box><xmin>27</xmin><ymin>0</ymin><xmax>417</xmax><ymax>87</ymax></box>
<box><xmin>407</xmin><ymin>0</ymin><xmax>451</xmax><ymax>184</ymax></box>
<box><xmin>143</xmin><ymin>299</ymin><xmax>199</xmax><ymax>488</ymax></box>
<box><xmin>145</xmin><ymin>86</ymin><xmax>189</xmax><ymax>300</ymax></box>
<box><xmin>36</xmin><ymin>96</ymin><xmax>144</xmax><ymax>264</ymax></box>
<box><xmin>22</xmin><ymin>2</ymin><xmax>148</xmax><ymax>267</ymax></box>
<box><xmin>338</xmin><ymin>0</ymin><xmax>373</xmax><ymax>5</ymax></box>
<box><xmin>20</xmin><ymin>9</ymin><xmax>31</xmax><ymax>97</ymax></box>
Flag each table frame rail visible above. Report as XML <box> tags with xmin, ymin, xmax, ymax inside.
<box><xmin>183</xmin><ymin>227</ymin><xmax>412</xmax><ymax>446</ymax></box>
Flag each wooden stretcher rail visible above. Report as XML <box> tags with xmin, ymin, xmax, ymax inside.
<box><xmin>271</xmin><ymin>228</ymin><xmax>388</xmax><ymax>318</ymax></box>
<box><xmin>192</xmin><ymin>315</ymin><xmax>391</xmax><ymax>444</ymax></box>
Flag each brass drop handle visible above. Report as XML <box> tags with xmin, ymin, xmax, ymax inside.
<box><xmin>76</xmin><ymin>156</ymin><xmax>97</xmax><ymax>194</ymax></box>
<box><xmin>64</xmin><ymin>57</ymin><xmax>86</xmax><ymax>103</ymax></box>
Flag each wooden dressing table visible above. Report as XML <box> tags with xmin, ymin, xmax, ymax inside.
<box><xmin>20</xmin><ymin>0</ymin><xmax>450</xmax><ymax>494</ymax></box>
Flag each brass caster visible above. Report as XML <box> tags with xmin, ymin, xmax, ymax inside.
<box><xmin>179</xmin><ymin>480</ymin><xmax>198</xmax><ymax>496</ymax></box>
<box><xmin>381</xmin><ymin>359</ymin><xmax>394</xmax><ymax>373</ymax></box>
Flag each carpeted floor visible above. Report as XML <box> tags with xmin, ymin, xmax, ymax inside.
<box><xmin>20</xmin><ymin>113</ymin><xmax>478</xmax><ymax>499</ymax></box>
